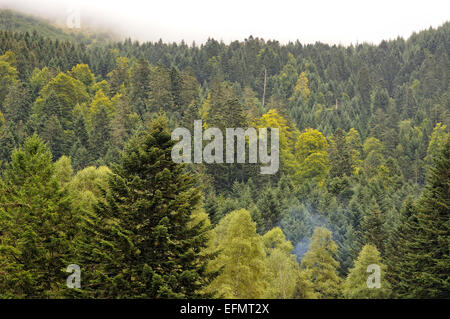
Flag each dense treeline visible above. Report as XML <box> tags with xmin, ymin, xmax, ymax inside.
<box><xmin>0</xmin><ymin>12</ymin><xmax>448</xmax><ymax>298</ymax></box>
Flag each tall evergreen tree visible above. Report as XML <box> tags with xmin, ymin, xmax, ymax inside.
<box><xmin>410</xmin><ymin>137</ymin><xmax>450</xmax><ymax>298</ymax></box>
<box><xmin>73</xmin><ymin>116</ymin><xmax>215</xmax><ymax>298</ymax></box>
<box><xmin>360</xmin><ymin>197</ymin><xmax>386</xmax><ymax>255</ymax></box>
<box><xmin>385</xmin><ymin>198</ymin><xmax>420</xmax><ymax>297</ymax></box>
<box><xmin>0</xmin><ymin>135</ymin><xmax>74</xmax><ymax>298</ymax></box>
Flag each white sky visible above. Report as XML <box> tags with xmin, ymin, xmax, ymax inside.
<box><xmin>0</xmin><ymin>0</ymin><xmax>449</xmax><ymax>45</ymax></box>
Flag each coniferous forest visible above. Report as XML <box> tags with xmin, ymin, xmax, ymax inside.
<box><xmin>0</xmin><ymin>9</ymin><xmax>448</xmax><ymax>299</ymax></box>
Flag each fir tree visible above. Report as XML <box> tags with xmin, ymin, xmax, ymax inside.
<box><xmin>360</xmin><ymin>197</ymin><xmax>386</xmax><ymax>255</ymax></box>
<box><xmin>385</xmin><ymin>198</ymin><xmax>420</xmax><ymax>297</ymax></box>
<box><xmin>410</xmin><ymin>137</ymin><xmax>450</xmax><ymax>298</ymax></box>
<box><xmin>0</xmin><ymin>135</ymin><xmax>74</xmax><ymax>298</ymax></box>
<box><xmin>73</xmin><ymin>115</ymin><xmax>215</xmax><ymax>298</ymax></box>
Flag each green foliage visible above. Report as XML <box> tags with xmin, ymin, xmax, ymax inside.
<box><xmin>207</xmin><ymin>209</ymin><xmax>267</xmax><ymax>298</ymax></box>
<box><xmin>0</xmin><ymin>12</ymin><xmax>448</xmax><ymax>299</ymax></box>
<box><xmin>360</xmin><ymin>198</ymin><xmax>386</xmax><ymax>254</ymax></box>
<box><xmin>67</xmin><ymin>165</ymin><xmax>111</xmax><ymax>214</ymax></box>
<box><xmin>72</xmin><ymin>116</ymin><xmax>215</xmax><ymax>298</ymax></box>
<box><xmin>409</xmin><ymin>137</ymin><xmax>450</xmax><ymax>298</ymax></box>
<box><xmin>343</xmin><ymin>244</ymin><xmax>391</xmax><ymax>298</ymax></box>
<box><xmin>0</xmin><ymin>51</ymin><xmax>18</xmax><ymax>106</ymax></box>
<box><xmin>301</xmin><ymin>227</ymin><xmax>342</xmax><ymax>298</ymax></box>
<box><xmin>262</xmin><ymin>227</ymin><xmax>299</xmax><ymax>298</ymax></box>
<box><xmin>0</xmin><ymin>135</ymin><xmax>74</xmax><ymax>298</ymax></box>
<box><xmin>295</xmin><ymin>128</ymin><xmax>330</xmax><ymax>184</ymax></box>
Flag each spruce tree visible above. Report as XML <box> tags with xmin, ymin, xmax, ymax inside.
<box><xmin>256</xmin><ymin>186</ymin><xmax>283</xmax><ymax>234</ymax></box>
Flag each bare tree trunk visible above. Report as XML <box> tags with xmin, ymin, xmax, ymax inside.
<box><xmin>262</xmin><ymin>68</ymin><xmax>267</xmax><ymax>109</ymax></box>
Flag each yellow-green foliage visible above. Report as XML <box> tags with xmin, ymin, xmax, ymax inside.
<box><xmin>0</xmin><ymin>110</ymin><xmax>4</xmax><ymax>133</ymax></box>
<box><xmin>69</xmin><ymin>64</ymin><xmax>95</xmax><ymax>89</ymax></box>
<box><xmin>346</xmin><ymin>128</ymin><xmax>363</xmax><ymax>174</ymax></box>
<box><xmin>38</xmin><ymin>72</ymin><xmax>89</xmax><ymax>108</ymax></box>
<box><xmin>425</xmin><ymin>123</ymin><xmax>449</xmax><ymax>164</ymax></box>
<box><xmin>256</xmin><ymin>109</ymin><xmax>300</xmax><ymax>175</ymax></box>
<box><xmin>0</xmin><ymin>51</ymin><xmax>18</xmax><ymax>103</ymax></box>
<box><xmin>53</xmin><ymin>155</ymin><xmax>73</xmax><ymax>186</ymax></box>
<box><xmin>343</xmin><ymin>244</ymin><xmax>391</xmax><ymax>298</ymax></box>
<box><xmin>207</xmin><ymin>209</ymin><xmax>267</xmax><ymax>298</ymax></box>
<box><xmin>295</xmin><ymin>128</ymin><xmax>330</xmax><ymax>184</ymax></box>
<box><xmin>90</xmin><ymin>89</ymin><xmax>116</xmax><ymax>119</ymax></box>
<box><xmin>301</xmin><ymin>227</ymin><xmax>342</xmax><ymax>298</ymax></box>
<box><xmin>107</xmin><ymin>56</ymin><xmax>130</xmax><ymax>95</ymax></box>
<box><xmin>291</xmin><ymin>71</ymin><xmax>311</xmax><ymax>100</ymax></box>
<box><xmin>92</xmin><ymin>80</ymin><xmax>111</xmax><ymax>96</ymax></box>
<box><xmin>262</xmin><ymin>227</ymin><xmax>299</xmax><ymax>298</ymax></box>
<box><xmin>30</xmin><ymin>67</ymin><xmax>56</xmax><ymax>94</ymax></box>
<box><xmin>292</xmin><ymin>269</ymin><xmax>319</xmax><ymax>299</ymax></box>
<box><xmin>67</xmin><ymin>166</ymin><xmax>111</xmax><ymax>213</ymax></box>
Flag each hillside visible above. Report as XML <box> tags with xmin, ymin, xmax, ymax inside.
<box><xmin>0</xmin><ymin>9</ymin><xmax>448</xmax><ymax>299</ymax></box>
<box><xmin>0</xmin><ymin>9</ymin><xmax>117</xmax><ymax>44</ymax></box>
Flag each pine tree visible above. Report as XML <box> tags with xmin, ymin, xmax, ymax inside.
<box><xmin>107</xmin><ymin>56</ymin><xmax>130</xmax><ymax>96</ymax></box>
<box><xmin>73</xmin><ymin>114</ymin><xmax>89</xmax><ymax>148</ymax></box>
<box><xmin>129</xmin><ymin>58</ymin><xmax>151</xmax><ymax>119</ymax></box>
<box><xmin>2</xmin><ymin>81</ymin><xmax>32</xmax><ymax>125</ymax></box>
<box><xmin>328</xmin><ymin>128</ymin><xmax>353</xmax><ymax>178</ymax></box>
<box><xmin>169</xmin><ymin>66</ymin><xmax>183</xmax><ymax>108</ymax></box>
<box><xmin>73</xmin><ymin>116</ymin><xmax>215</xmax><ymax>298</ymax></box>
<box><xmin>88</xmin><ymin>105</ymin><xmax>111</xmax><ymax>162</ymax></box>
<box><xmin>40</xmin><ymin>115</ymin><xmax>66</xmax><ymax>160</ymax></box>
<box><xmin>356</xmin><ymin>66</ymin><xmax>371</xmax><ymax>107</ymax></box>
<box><xmin>0</xmin><ymin>124</ymin><xmax>16</xmax><ymax>164</ymax></box>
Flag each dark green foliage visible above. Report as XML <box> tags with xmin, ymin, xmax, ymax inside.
<box><xmin>0</xmin><ymin>135</ymin><xmax>74</xmax><ymax>298</ymax></box>
<box><xmin>73</xmin><ymin>116</ymin><xmax>216</xmax><ymax>298</ymax></box>
<box><xmin>360</xmin><ymin>198</ymin><xmax>386</xmax><ymax>255</ymax></box>
<box><xmin>409</xmin><ymin>137</ymin><xmax>450</xmax><ymax>298</ymax></box>
<box><xmin>89</xmin><ymin>106</ymin><xmax>111</xmax><ymax>162</ymax></box>
<box><xmin>385</xmin><ymin>198</ymin><xmax>420</xmax><ymax>297</ymax></box>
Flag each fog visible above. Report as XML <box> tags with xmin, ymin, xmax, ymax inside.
<box><xmin>0</xmin><ymin>0</ymin><xmax>449</xmax><ymax>45</ymax></box>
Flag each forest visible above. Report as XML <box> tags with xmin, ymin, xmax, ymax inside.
<box><xmin>0</xmin><ymin>9</ymin><xmax>448</xmax><ymax>299</ymax></box>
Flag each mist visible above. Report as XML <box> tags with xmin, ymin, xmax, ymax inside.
<box><xmin>0</xmin><ymin>0</ymin><xmax>449</xmax><ymax>45</ymax></box>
